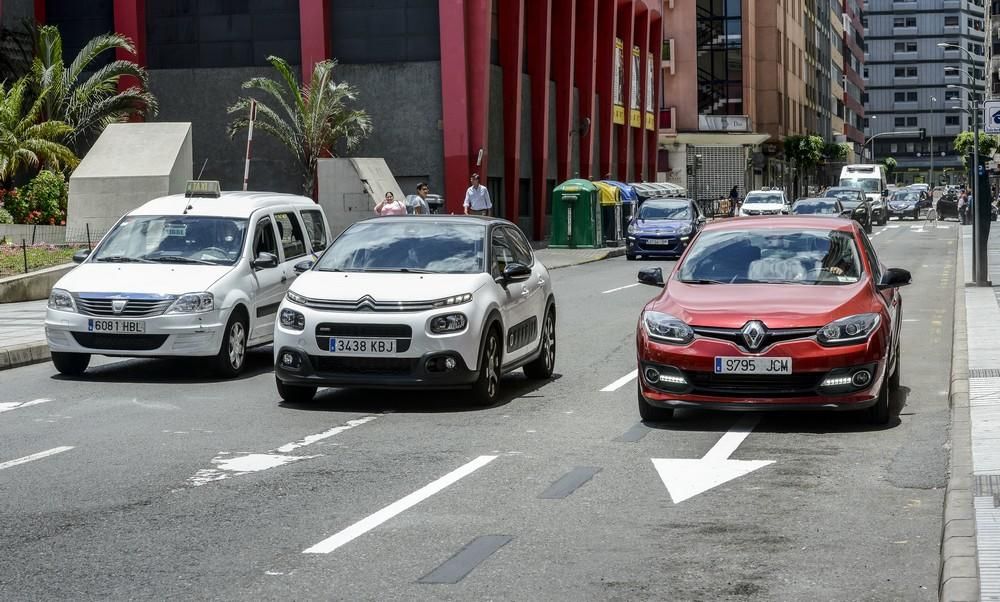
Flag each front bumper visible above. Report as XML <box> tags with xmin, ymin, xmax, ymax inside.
<box><xmin>275</xmin><ymin>346</ymin><xmax>479</xmax><ymax>389</ymax></box>
<box><xmin>887</xmin><ymin>205</ymin><xmax>916</xmax><ymax>217</ymax></box>
<box><xmin>637</xmin><ymin>330</ymin><xmax>887</xmax><ymax>411</ymax></box>
<box><xmin>44</xmin><ymin>308</ymin><xmax>227</xmax><ymax>356</ymax></box>
<box><xmin>626</xmin><ymin>234</ymin><xmax>690</xmax><ymax>256</ymax></box>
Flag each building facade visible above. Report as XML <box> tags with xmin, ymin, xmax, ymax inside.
<box><xmin>842</xmin><ymin>0</ymin><xmax>866</xmax><ymax>160</ymax></box>
<box><xmin>863</xmin><ymin>0</ymin><xmax>985</xmax><ymax>186</ymax></box>
<box><xmin>0</xmin><ymin>0</ymin><xmax>662</xmax><ymax>240</ymax></box>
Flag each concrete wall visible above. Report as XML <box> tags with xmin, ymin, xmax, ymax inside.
<box><xmin>0</xmin><ymin>263</ymin><xmax>75</xmax><ymax>303</ymax></box>
<box><xmin>316</xmin><ymin>157</ymin><xmax>403</xmax><ymax>237</ymax></box>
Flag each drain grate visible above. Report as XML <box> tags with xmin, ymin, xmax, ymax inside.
<box><xmin>970</xmin><ymin>369</ymin><xmax>1000</xmax><ymax>378</ymax></box>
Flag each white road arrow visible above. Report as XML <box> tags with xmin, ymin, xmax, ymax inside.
<box><xmin>651</xmin><ymin>415</ymin><xmax>774</xmax><ymax>503</ymax></box>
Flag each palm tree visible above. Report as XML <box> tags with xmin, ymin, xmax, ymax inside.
<box><xmin>0</xmin><ymin>77</ymin><xmax>78</xmax><ymax>185</ymax></box>
<box><xmin>30</xmin><ymin>25</ymin><xmax>157</xmax><ymax>148</ymax></box>
<box><xmin>227</xmin><ymin>56</ymin><xmax>372</xmax><ymax>198</ymax></box>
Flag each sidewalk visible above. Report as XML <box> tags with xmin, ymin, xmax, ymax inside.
<box><xmin>945</xmin><ymin>223</ymin><xmax>1000</xmax><ymax>601</ymax></box>
<box><xmin>0</xmin><ymin>247</ymin><xmax>625</xmax><ymax>372</ymax></box>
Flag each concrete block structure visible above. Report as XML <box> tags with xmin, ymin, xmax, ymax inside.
<box><xmin>316</xmin><ymin>158</ymin><xmax>403</xmax><ymax>237</ymax></box>
<box><xmin>67</xmin><ymin>122</ymin><xmax>192</xmax><ymax>239</ymax></box>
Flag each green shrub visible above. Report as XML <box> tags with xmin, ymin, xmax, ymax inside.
<box><xmin>21</xmin><ymin>170</ymin><xmax>68</xmax><ymax>225</ymax></box>
<box><xmin>0</xmin><ymin>188</ymin><xmax>27</xmax><ymax>222</ymax></box>
<box><xmin>0</xmin><ymin>207</ymin><xmax>12</xmax><ymax>224</ymax></box>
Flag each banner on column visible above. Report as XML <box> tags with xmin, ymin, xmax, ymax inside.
<box><xmin>645</xmin><ymin>51</ymin><xmax>655</xmax><ymax>131</ymax></box>
<box><xmin>613</xmin><ymin>38</ymin><xmax>626</xmax><ymax>125</ymax></box>
<box><xmin>630</xmin><ymin>45</ymin><xmax>642</xmax><ymax>128</ymax></box>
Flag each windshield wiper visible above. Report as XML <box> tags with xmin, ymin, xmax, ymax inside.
<box><xmin>363</xmin><ymin>267</ymin><xmax>433</xmax><ymax>274</ymax></box>
<box><xmin>678</xmin><ymin>278</ymin><xmax>726</xmax><ymax>284</ymax></box>
<box><xmin>145</xmin><ymin>255</ymin><xmax>218</xmax><ymax>265</ymax></box>
<box><xmin>94</xmin><ymin>255</ymin><xmax>154</xmax><ymax>263</ymax></box>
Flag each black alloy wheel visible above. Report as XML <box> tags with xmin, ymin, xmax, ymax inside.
<box><xmin>524</xmin><ymin>308</ymin><xmax>556</xmax><ymax>379</ymax></box>
<box><xmin>471</xmin><ymin>327</ymin><xmax>502</xmax><ymax>406</ymax></box>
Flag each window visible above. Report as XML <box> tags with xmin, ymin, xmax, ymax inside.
<box><xmin>890</xmin><ymin>143</ymin><xmax>898</xmax><ymax>153</ymax></box>
<box><xmin>491</xmin><ymin>230</ymin><xmax>515</xmax><ymax>278</ymax></box>
<box><xmin>895</xmin><ymin>117</ymin><xmax>906</xmax><ymax>127</ymax></box>
<box><xmin>273</xmin><ymin>212</ymin><xmax>306</xmax><ymax>260</ymax></box>
<box><xmin>894</xmin><ymin>66</ymin><xmax>917</xmax><ymax>77</ymax></box>
<box><xmin>906</xmin><ymin>143</ymin><xmax>915</xmax><ymax>153</ymax></box>
<box><xmin>906</xmin><ymin>117</ymin><xmax>918</xmax><ymax>127</ymax></box>
<box><xmin>893</xmin><ymin>16</ymin><xmax>916</xmax><ymax>27</ymax></box>
<box><xmin>253</xmin><ymin>217</ymin><xmax>278</xmax><ymax>260</ymax></box>
<box><xmin>945</xmin><ymin>15</ymin><xmax>959</xmax><ymax>26</ymax></box>
<box><xmin>299</xmin><ymin>209</ymin><xmax>328</xmax><ymax>252</ymax></box>
<box><xmin>946</xmin><ymin>115</ymin><xmax>960</xmax><ymax>125</ymax></box>
<box><xmin>863</xmin><ymin>67</ymin><xmax>869</xmax><ymax>79</ymax></box>
<box><xmin>945</xmin><ymin>89</ymin><xmax>961</xmax><ymax>101</ymax></box>
<box><xmin>894</xmin><ymin>42</ymin><xmax>917</xmax><ymax>52</ymax></box>
<box><xmin>503</xmin><ymin>227</ymin><xmax>534</xmax><ymax>267</ymax></box>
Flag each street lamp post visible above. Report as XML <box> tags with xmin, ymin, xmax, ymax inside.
<box><xmin>930</xmin><ymin>96</ymin><xmax>937</xmax><ymax>186</ymax></box>
<box><xmin>941</xmin><ymin>43</ymin><xmax>990</xmax><ymax>285</ymax></box>
<box><xmin>868</xmin><ymin>115</ymin><xmax>878</xmax><ymax>161</ymax></box>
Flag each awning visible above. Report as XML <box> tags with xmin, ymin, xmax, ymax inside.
<box><xmin>659</xmin><ymin>132</ymin><xmax>771</xmax><ymax>147</ymax></box>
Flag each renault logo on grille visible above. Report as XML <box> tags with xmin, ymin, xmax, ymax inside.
<box><xmin>355</xmin><ymin>295</ymin><xmax>376</xmax><ymax>311</ymax></box>
<box><xmin>111</xmin><ymin>299</ymin><xmax>127</xmax><ymax>314</ymax></box>
<box><xmin>741</xmin><ymin>321</ymin><xmax>767</xmax><ymax>350</ymax></box>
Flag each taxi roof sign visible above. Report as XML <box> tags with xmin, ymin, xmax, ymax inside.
<box><xmin>185</xmin><ymin>180</ymin><xmax>221</xmax><ymax>198</ymax></box>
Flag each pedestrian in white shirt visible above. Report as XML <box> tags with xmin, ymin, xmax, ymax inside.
<box><xmin>464</xmin><ymin>173</ymin><xmax>492</xmax><ymax>216</ymax></box>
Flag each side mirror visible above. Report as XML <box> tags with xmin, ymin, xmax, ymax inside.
<box><xmin>881</xmin><ymin>189</ymin><xmax>889</xmax><ymax>197</ymax></box>
<box><xmin>878</xmin><ymin>267</ymin><xmax>911</xmax><ymax>290</ymax></box>
<box><xmin>637</xmin><ymin>267</ymin><xmax>665</xmax><ymax>287</ymax></box>
<box><xmin>72</xmin><ymin>249</ymin><xmax>91</xmax><ymax>264</ymax></box>
<box><xmin>499</xmin><ymin>262</ymin><xmax>532</xmax><ymax>284</ymax></box>
<box><xmin>252</xmin><ymin>251</ymin><xmax>279</xmax><ymax>270</ymax></box>
<box><xmin>840</xmin><ymin>209</ymin><xmax>854</xmax><ymax>218</ymax></box>
<box><xmin>293</xmin><ymin>259</ymin><xmax>315</xmax><ymax>274</ymax></box>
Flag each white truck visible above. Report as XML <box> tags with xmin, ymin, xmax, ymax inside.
<box><xmin>839</xmin><ymin>164</ymin><xmax>889</xmax><ymax>226</ymax></box>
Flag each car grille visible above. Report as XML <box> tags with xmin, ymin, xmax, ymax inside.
<box><xmin>74</xmin><ymin>295</ymin><xmax>175</xmax><ymax>317</ymax></box>
<box><xmin>684</xmin><ymin>371</ymin><xmax>824</xmax><ymax>397</ymax></box>
<box><xmin>692</xmin><ymin>326</ymin><xmax>818</xmax><ymax>352</ymax></box>
<box><xmin>295</xmin><ymin>295</ymin><xmax>442</xmax><ymax>312</ymax></box>
<box><xmin>636</xmin><ymin>237</ymin><xmax>681</xmax><ymax>251</ymax></box>
<box><xmin>71</xmin><ymin>332</ymin><xmax>168</xmax><ymax>351</ymax></box>
<box><xmin>743</xmin><ymin>209</ymin><xmax>780</xmax><ymax>216</ymax></box>
<box><xmin>309</xmin><ymin>355</ymin><xmax>418</xmax><ymax>375</ymax></box>
<box><xmin>315</xmin><ymin>323</ymin><xmax>412</xmax><ymax>352</ymax></box>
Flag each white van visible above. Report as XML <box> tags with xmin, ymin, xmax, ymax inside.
<box><xmin>839</xmin><ymin>164</ymin><xmax>888</xmax><ymax>225</ymax></box>
<box><xmin>44</xmin><ymin>181</ymin><xmax>330</xmax><ymax>377</ymax></box>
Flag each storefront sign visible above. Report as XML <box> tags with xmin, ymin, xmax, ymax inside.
<box><xmin>698</xmin><ymin>114</ymin><xmax>751</xmax><ymax>132</ymax></box>
<box><xmin>645</xmin><ymin>51</ymin><xmax>655</xmax><ymax>131</ymax></box>
<box><xmin>630</xmin><ymin>45</ymin><xmax>642</xmax><ymax>128</ymax></box>
<box><xmin>613</xmin><ymin>38</ymin><xmax>625</xmax><ymax>125</ymax></box>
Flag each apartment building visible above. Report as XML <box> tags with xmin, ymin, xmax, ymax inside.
<box><xmin>843</xmin><ymin>0</ymin><xmax>866</xmax><ymax>159</ymax></box>
<box><xmin>863</xmin><ymin>0</ymin><xmax>985</xmax><ymax>185</ymax></box>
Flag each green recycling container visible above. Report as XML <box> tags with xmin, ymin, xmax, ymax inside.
<box><xmin>549</xmin><ymin>179</ymin><xmax>603</xmax><ymax>248</ymax></box>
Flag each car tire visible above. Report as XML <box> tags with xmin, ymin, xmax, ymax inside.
<box><xmin>865</xmin><ymin>378</ymin><xmax>891</xmax><ymax>425</ymax></box>
<box><xmin>626</xmin><ymin>254</ymin><xmax>636</xmax><ymax>261</ymax></box>
<box><xmin>889</xmin><ymin>342</ymin><xmax>901</xmax><ymax>392</ymax></box>
<box><xmin>638</xmin><ymin>383</ymin><xmax>674</xmax><ymax>422</ymax></box>
<box><xmin>215</xmin><ymin>310</ymin><xmax>248</xmax><ymax>378</ymax></box>
<box><xmin>51</xmin><ymin>351</ymin><xmax>90</xmax><ymax>376</ymax></box>
<box><xmin>276</xmin><ymin>376</ymin><xmax>317</xmax><ymax>403</ymax></box>
<box><xmin>523</xmin><ymin>308</ymin><xmax>556</xmax><ymax>380</ymax></box>
<box><xmin>471</xmin><ymin>327</ymin><xmax>502</xmax><ymax>406</ymax></box>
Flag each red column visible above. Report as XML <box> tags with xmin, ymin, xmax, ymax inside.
<box><xmin>552</xmin><ymin>0</ymin><xmax>577</xmax><ymax>183</ymax></box>
<box><xmin>631</xmin><ymin>6</ymin><xmax>649</xmax><ymax>182</ymax></box>
<box><xmin>299</xmin><ymin>0</ymin><xmax>331</xmax><ymax>81</ymax></box>
<box><xmin>647</xmin><ymin>12</ymin><xmax>662</xmax><ymax>180</ymax></box>
<box><xmin>575</xmin><ymin>0</ymin><xmax>599</xmax><ymax>180</ymax></box>
<box><xmin>499</xmin><ymin>0</ymin><xmax>526</xmax><ymax>222</ymax></box>
<box><xmin>526</xmin><ymin>0</ymin><xmax>552</xmax><ymax>240</ymax></box>
<box><xmin>438</xmin><ymin>0</ymin><xmax>471</xmax><ymax>214</ymax></box>
<box><xmin>465</xmin><ymin>0</ymin><xmax>492</xmax><ymax>190</ymax></box>
<box><xmin>616</xmin><ymin>0</ymin><xmax>634</xmax><ymax>182</ymax></box>
<box><xmin>114</xmin><ymin>0</ymin><xmax>146</xmax><ymax>103</ymax></box>
<box><xmin>33</xmin><ymin>0</ymin><xmax>44</xmax><ymax>23</ymax></box>
<box><xmin>596</xmin><ymin>0</ymin><xmax>618</xmax><ymax>180</ymax></box>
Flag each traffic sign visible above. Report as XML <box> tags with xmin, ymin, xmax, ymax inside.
<box><xmin>986</xmin><ymin>100</ymin><xmax>1000</xmax><ymax>134</ymax></box>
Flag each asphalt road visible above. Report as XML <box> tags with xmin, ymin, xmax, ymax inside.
<box><xmin>0</xmin><ymin>217</ymin><xmax>956</xmax><ymax>601</ymax></box>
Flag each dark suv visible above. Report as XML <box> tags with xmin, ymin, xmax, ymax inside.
<box><xmin>823</xmin><ymin>187</ymin><xmax>873</xmax><ymax>233</ymax></box>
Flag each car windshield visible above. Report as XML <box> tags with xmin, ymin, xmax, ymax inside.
<box><xmin>891</xmin><ymin>192</ymin><xmax>920</xmax><ymax>202</ymax></box>
<box><xmin>744</xmin><ymin>194</ymin><xmax>784</xmax><ymax>205</ymax></box>
<box><xmin>92</xmin><ymin>215</ymin><xmax>249</xmax><ymax>265</ymax></box>
<box><xmin>316</xmin><ymin>220</ymin><xmax>485</xmax><ymax>274</ymax></box>
<box><xmin>637</xmin><ymin>201</ymin><xmax>691</xmax><ymax>220</ymax></box>
<box><xmin>792</xmin><ymin>201</ymin><xmax>840</xmax><ymax>215</ymax></box>
<box><xmin>825</xmin><ymin>189</ymin><xmax>858</xmax><ymax>200</ymax></box>
<box><xmin>839</xmin><ymin>178</ymin><xmax>880</xmax><ymax>192</ymax></box>
<box><xmin>677</xmin><ymin>228</ymin><xmax>863</xmax><ymax>285</ymax></box>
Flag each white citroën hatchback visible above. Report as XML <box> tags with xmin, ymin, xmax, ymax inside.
<box><xmin>273</xmin><ymin>216</ymin><xmax>557</xmax><ymax>406</ymax></box>
<box><xmin>44</xmin><ymin>181</ymin><xmax>330</xmax><ymax>377</ymax></box>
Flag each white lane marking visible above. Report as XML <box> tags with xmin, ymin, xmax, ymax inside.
<box><xmin>601</xmin><ymin>369</ymin><xmax>638</xmax><ymax>392</ymax></box>
<box><xmin>903</xmin><ymin>319</ymin><xmax>921</xmax><ymax>323</ymax></box>
<box><xmin>303</xmin><ymin>455</ymin><xmax>498</xmax><ymax>554</ymax></box>
<box><xmin>188</xmin><ymin>415</ymin><xmax>380</xmax><ymax>486</ymax></box>
<box><xmin>602</xmin><ymin>283</ymin><xmax>641</xmax><ymax>294</ymax></box>
<box><xmin>887</xmin><ymin>224</ymin><xmax>900</xmax><ymax>229</ymax></box>
<box><xmin>0</xmin><ymin>446</ymin><xmax>73</xmax><ymax>471</ymax></box>
<box><xmin>937</xmin><ymin>225</ymin><xmax>951</xmax><ymax>229</ymax></box>
<box><xmin>0</xmin><ymin>398</ymin><xmax>51</xmax><ymax>414</ymax></box>
<box><xmin>276</xmin><ymin>416</ymin><xmax>379</xmax><ymax>453</ymax></box>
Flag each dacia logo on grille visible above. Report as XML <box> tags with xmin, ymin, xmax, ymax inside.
<box><xmin>111</xmin><ymin>299</ymin><xmax>127</xmax><ymax>314</ymax></box>
<box><xmin>741</xmin><ymin>320</ymin><xmax>766</xmax><ymax>350</ymax></box>
<box><xmin>355</xmin><ymin>295</ymin><xmax>376</xmax><ymax>311</ymax></box>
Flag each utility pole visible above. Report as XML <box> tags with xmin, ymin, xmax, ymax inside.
<box><xmin>929</xmin><ymin>96</ymin><xmax>936</xmax><ymax>186</ymax></box>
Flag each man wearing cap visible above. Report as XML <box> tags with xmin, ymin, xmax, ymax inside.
<box><xmin>463</xmin><ymin>173</ymin><xmax>493</xmax><ymax>216</ymax></box>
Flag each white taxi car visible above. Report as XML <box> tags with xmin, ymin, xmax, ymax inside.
<box><xmin>739</xmin><ymin>188</ymin><xmax>791</xmax><ymax>216</ymax></box>
<box><xmin>273</xmin><ymin>216</ymin><xmax>556</xmax><ymax>405</ymax></box>
<box><xmin>44</xmin><ymin>181</ymin><xmax>330</xmax><ymax>377</ymax></box>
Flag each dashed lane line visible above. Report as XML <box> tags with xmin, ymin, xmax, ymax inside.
<box><xmin>601</xmin><ymin>370</ymin><xmax>638</xmax><ymax>392</ymax></box>
<box><xmin>303</xmin><ymin>455</ymin><xmax>498</xmax><ymax>554</ymax></box>
<box><xmin>602</xmin><ymin>283</ymin><xmax>641</xmax><ymax>294</ymax></box>
<box><xmin>0</xmin><ymin>446</ymin><xmax>73</xmax><ymax>471</ymax></box>
<box><xmin>0</xmin><ymin>398</ymin><xmax>52</xmax><ymax>414</ymax></box>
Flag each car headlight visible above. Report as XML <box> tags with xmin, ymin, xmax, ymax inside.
<box><xmin>286</xmin><ymin>290</ymin><xmax>308</xmax><ymax>305</ymax></box>
<box><xmin>167</xmin><ymin>292</ymin><xmax>214</xmax><ymax>313</ymax></box>
<box><xmin>279</xmin><ymin>308</ymin><xmax>305</xmax><ymax>331</ymax></box>
<box><xmin>642</xmin><ymin>311</ymin><xmax>694</xmax><ymax>345</ymax></box>
<box><xmin>48</xmin><ymin>288</ymin><xmax>76</xmax><ymax>312</ymax></box>
<box><xmin>430</xmin><ymin>313</ymin><xmax>468</xmax><ymax>333</ymax></box>
<box><xmin>432</xmin><ymin>293</ymin><xmax>473</xmax><ymax>308</ymax></box>
<box><xmin>627</xmin><ymin>223</ymin><xmax>637</xmax><ymax>235</ymax></box>
<box><xmin>679</xmin><ymin>224</ymin><xmax>693</xmax><ymax>235</ymax></box>
<box><xmin>817</xmin><ymin>313</ymin><xmax>881</xmax><ymax>346</ymax></box>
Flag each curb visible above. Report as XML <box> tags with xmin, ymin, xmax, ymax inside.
<box><xmin>546</xmin><ymin>247</ymin><xmax>626</xmax><ymax>271</ymax></box>
<box><xmin>0</xmin><ymin>342</ymin><xmax>50</xmax><ymax>372</ymax></box>
<box><xmin>940</xmin><ymin>226</ymin><xmax>980</xmax><ymax>601</ymax></box>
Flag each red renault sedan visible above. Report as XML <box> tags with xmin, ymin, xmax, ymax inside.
<box><xmin>635</xmin><ymin>216</ymin><xmax>910</xmax><ymax>424</ymax></box>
